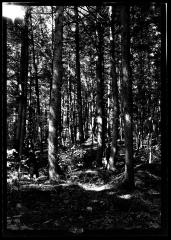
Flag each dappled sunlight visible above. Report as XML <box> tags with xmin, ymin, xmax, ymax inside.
<box><xmin>84</xmin><ymin>169</ymin><xmax>98</xmax><ymax>174</ymax></box>
<box><xmin>49</xmin><ymin>106</ymin><xmax>56</xmax><ymax>119</ymax></box>
<box><xmin>52</xmin><ymin>84</ymin><xmax>57</xmax><ymax>90</ymax></box>
<box><xmin>122</xmin><ymin>66</ymin><xmax>128</xmax><ymax>81</ymax></box>
<box><xmin>52</xmin><ymin>70</ymin><xmax>58</xmax><ymax>89</ymax></box>
<box><xmin>49</xmin><ymin>168</ymin><xmax>57</xmax><ymax>180</ymax></box>
<box><xmin>125</xmin><ymin>113</ymin><xmax>131</xmax><ymax>123</ymax></box>
<box><xmin>77</xmin><ymin>182</ymin><xmax>112</xmax><ymax>192</ymax></box>
<box><xmin>49</xmin><ymin>120</ymin><xmax>55</xmax><ymax>133</ymax></box>
<box><xmin>97</xmin><ymin>115</ymin><xmax>102</xmax><ymax>124</ymax></box>
<box><xmin>48</xmin><ymin>139</ymin><xmax>55</xmax><ymax>154</ymax></box>
<box><xmin>112</xmin><ymin>146</ymin><xmax>116</xmax><ymax>154</ymax></box>
<box><xmin>118</xmin><ymin>194</ymin><xmax>132</xmax><ymax>199</ymax></box>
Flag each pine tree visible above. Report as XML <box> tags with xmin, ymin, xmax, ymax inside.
<box><xmin>120</xmin><ymin>5</ymin><xmax>134</xmax><ymax>189</ymax></box>
<box><xmin>48</xmin><ymin>6</ymin><xmax>64</xmax><ymax>180</ymax></box>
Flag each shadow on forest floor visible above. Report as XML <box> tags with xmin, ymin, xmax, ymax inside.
<box><xmin>6</xmin><ymin>160</ymin><xmax>161</xmax><ymax>234</ymax></box>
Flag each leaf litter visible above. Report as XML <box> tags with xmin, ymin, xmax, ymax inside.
<box><xmin>6</xmin><ymin>145</ymin><xmax>161</xmax><ymax>233</ymax></box>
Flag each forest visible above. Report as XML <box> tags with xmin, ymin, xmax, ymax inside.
<box><xmin>2</xmin><ymin>2</ymin><xmax>168</xmax><ymax>236</ymax></box>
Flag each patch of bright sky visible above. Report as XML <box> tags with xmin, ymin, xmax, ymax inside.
<box><xmin>2</xmin><ymin>2</ymin><xmax>26</xmax><ymax>22</ymax></box>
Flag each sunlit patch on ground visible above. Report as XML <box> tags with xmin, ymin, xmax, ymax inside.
<box><xmin>118</xmin><ymin>194</ymin><xmax>132</xmax><ymax>199</ymax></box>
<box><xmin>77</xmin><ymin>182</ymin><xmax>112</xmax><ymax>191</ymax></box>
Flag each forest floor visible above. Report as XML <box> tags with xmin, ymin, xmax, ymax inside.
<box><xmin>6</xmin><ymin>142</ymin><xmax>161</xmax><ymax>235</ymax></box>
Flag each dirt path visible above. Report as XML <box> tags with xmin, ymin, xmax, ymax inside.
<box><xmin>7</xmin><ymin>164</ymin><xmax>161</xmax><ymax>233</ymax></box>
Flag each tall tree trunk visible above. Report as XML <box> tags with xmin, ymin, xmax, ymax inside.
<box><xmin>30</xmin><ymin>11</ymin><xmax>43</xmax><ymax>156</ymax></box>
<box><xmin>50</xmin><ymin>6</ymin><xmax>54</xmax><ymax>105</ymax></box>
<box><xmin>74</xmin><ymin>6</ymin><xmax>84</xmax><ymax>143</ymax></box>
<box><xmin>84</xmin><ymin>93</ymin><xmax>89</xmax><ymax>140</ymax></box>
<box><xmin>16</xmin><ymin>10</ymin><xmax>29</xmax><ymax>156</ymax></box>
<box><xmin>69</xmin><ymin>76</ymin><xmax>75</xmax><ymax>144</ymax></box>
<box><xmin>48</xmin><ymin>6</ymin><xmax>64</xmax><ymax>181</ymax></box>
<box><xmin>95</xmin><ymin>7</ymin><xmax>105</xmax><ymax>167</ymax></box>
<box><xmin>120</xmin><ymin>5</ymin><xmax>134</xmax><ymax>189</ymax></box>
<box><xmin>108</xmin><ymin>6</ymin><xmax>119</xmax><ymax>171</ymax></box>
<box><xmin>27</xmin><ymin>68</ymin><xmax>34</xmax><ymax>144</ymax></box>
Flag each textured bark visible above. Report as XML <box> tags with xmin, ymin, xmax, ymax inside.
<box><xmin>48</xmin><ymin>6</ymin><xmax>64</xmax><ymax>180</ymax></box>
<box><xmin>30</xmin><ymin>11</ymin><xmax>43</xmax><ymax>157</ymax></box>
<box><xmin>74</xmin><ymin>6</ymin><xmax>84</xmax><ymax>143</ymax></box>
<box><xmin>84</xmin><ymin>93</ymin><xmax>89</xmax><ymax>140</ymax></box>
<box><xmin>108</xmin><ymin>6</ymin><xmax>119</xmax><ymax>171</ymax></box>
<box><xmin>50</xmin><ymin>6</ymin><xmax>54</xmax><ymax>105</ymax></box>
<box><xmin>15</xmin><ymin>95</ymin><xmax>22</xmax><ymax>152</ymax></box>
<box><xmin>95</xmin><ymin>7</ymin><xmax>105</xmax><ymax>167</ymax></box>
<box><xmin>16</xmin><ymin>11</ymin><xmax>29</xmax><ymax>156</ymax></box>
<box><xmin>69</xmin><ymin>76</ymin><xmax>75</xmax><ymax>144</ymax></box>
<box><xmin>120</xmin><ymin>5</ymin><xmax>134</xmax><ymax>189</ymax></box>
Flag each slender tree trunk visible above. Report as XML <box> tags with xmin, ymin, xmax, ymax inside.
<box><xmin>120</xmin><ymin>5</ymin><xmax>134</xmax><ymax>189</ymax></box>
<box><xmin>108</xmin><ymin>6</ymin><xmax>119</xmax><ymax>171</ymax></box>
<box><xmin>15</xmin><ymin>72</ymin><xmax>22</xmax><ymax>152</ymax></box>
<box><xmin>74</xmin><ymin>6</ymin><xmax>84</xmax><ymax>143</ymax></box>
<box><xmin>69</xmin><ymin>76</ymin><xmax>75</xmax><ymax>144</ymax></box>
<box><xmin>27</xmin><ymin>68</ymin><xmax>34</xmax><ymax>144</ymax></box>
<box><xmin>95</xmin><ymin>7</ymin><xmax>105</xmax><ymax>166</ymax></box>
<box><xmin>106</xmin><ymin>81</ymin><xmax>111</xmax><ymax>142</ymax></box>
<box><xmin>84</xmin><ymin>95</ymin><xmax>89</xmax><ymax>140</ymax></box>
<box><xmin>73</xmin><ymin>87</ymin><xmax>77</xmax><ymax>142</ymax></box>
<box><xmin>89</xmin><ymin>58</ymin><xmax>96</xmax><ymax>143</ymax></box>
<box><xmin>50</xmin><ymin>6</ymin><xmax>54</xmax><ymax>105</ymax></box>
<box><xmin>48</xmin><ymin>6</ymin><xmax>64</xmax><ymax>181</ymax></box>
<box><xmin>30</xmin><ymin>11</ymin><xmax>43</xmax><ymax>156</ymax></box>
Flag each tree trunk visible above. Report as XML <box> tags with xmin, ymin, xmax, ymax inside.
<box><xmin>48</xmin><ymin>6</ymin><xmax>64</xmax><ymax>181</ymax></box>
<box><xmin>95</xmin><ymin>7</ymin><xmax>105</xmax><ymax>167</ymax></box>
<box><xmin>120</xmin><ymin>5</ymin><xmax>134</xmax><ymax>189</ymax></box>
<box><xmin>30</xmin><ymin>11</ymin><xmax>43</xmax><ymax>156</ymax></box>
<box><xmin>69</xmin><ymin>76</ymin><xmax>75</xmax><ymax>144</ymax></box>
<box><xmin>50</xmin><ymin>6</ymin><xmax>54</xmax><ymax>105</ymax></box>
<box><xmin>84</xmin><ymin>94</ymin><xmax>89</xmax><ymax>140</ymax></box>
<box><xmin>16</xmin><ymin>11</ymin><xmax>29</xmax><ymax>156</ymax></box>
<box><xmin>74</xmin><ymin>6</ymin><xmax>84</xmax><ymax>143</ymax></box>
<box><xmin>108</xmin><ymin>6</ymin><xmax>119</xmax><ymax>171</ymax></box>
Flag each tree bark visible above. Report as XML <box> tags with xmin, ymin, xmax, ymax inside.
<box><xmin>48</xmin><ymin>6</ymin><xmax>64</xmax><ymax>181</ymax></box>
<box><xmin>95</xmin><ymin>7</ymin><xmax>105</xmax><ymax>167</ymax></box>
<box><xmin>120</xmin><ymin>5</ymin><xmax>134</xmax><ymax>189</ymax></box>
<box><xmin>108</xmin><ymin>6</ymin><xmax>119</xmax><ymax>171</ymax></box>
<box><xmin>50</xmin><ymin>6</ymin><xmax>54</xmax><ymax>105</ymax></box>
<box><xmin>74</xmin><ymin>6</ymin><xmax>84</xmax><ymax>143</ymax></box>
<box><xmin>30</xmin><ymin>10</ymin><xmax>43</xmax><ymax>157</ymax></box>
<box><xmin>16</xmin><ymin>10</ymin><xmax>29</xmax><ymax>156</ymax></box>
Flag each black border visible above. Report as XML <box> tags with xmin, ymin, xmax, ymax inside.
<box><xmin>1</xmin><ymin>1</ymin><xmax>168</xmax><ymax>238</ymax></box>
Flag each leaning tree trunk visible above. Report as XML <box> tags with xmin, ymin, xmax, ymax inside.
<box><xmin>120</xmin><ymin>5</ymin><xmax>134</xmax><ymax>189</ymax></box>
<box><xmin>48</xmin><ymin>6</ymin><xmax>64</xmax><ymax>181</ymax></box>
<box><xmin>108</xmin><ymin>6</ymin><xmax>119</xmax><ymax>171</ymax></box>
<box><xmin>74</xmin><ymin>6</ymin><xmax>84</xmax><ymax>143</ymax></box>
<box><xmin>16</xmin><ymin>10</ymin><xmax>29</xmax><ymax>156</ymax></box>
